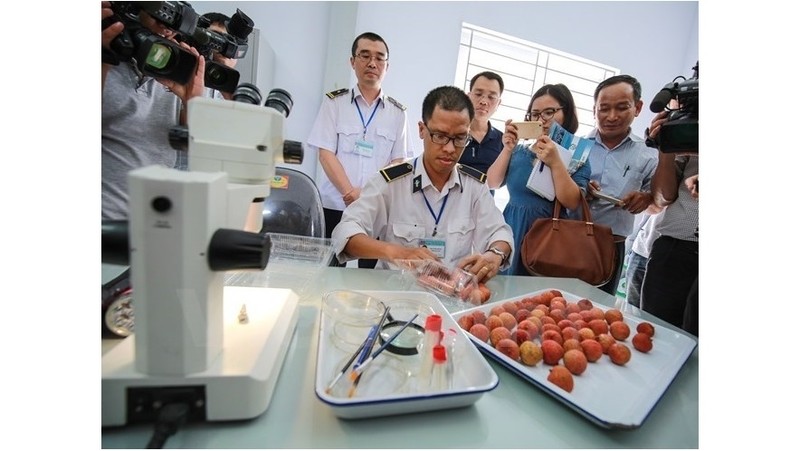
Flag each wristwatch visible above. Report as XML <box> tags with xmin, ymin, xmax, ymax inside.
<box><xmin>486</xmin><ymin>247</ymin><xmax>508</xmax><ymax>266</ymax></box>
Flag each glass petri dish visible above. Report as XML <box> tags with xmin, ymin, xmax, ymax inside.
<box><xmin>326</xmin><ymin>354</ymin><xmax>410</xmax><ymax>399</ymax></box>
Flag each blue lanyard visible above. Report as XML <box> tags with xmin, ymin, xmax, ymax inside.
<box><xmin>414</xmin><ymin>158</ymin><xmax>449</xmax><ymax>237</ymax></box>
<box><xmin>355</xmin><ymin>98</ymin><xmax>381</xmax><ymax>137</ymax></box>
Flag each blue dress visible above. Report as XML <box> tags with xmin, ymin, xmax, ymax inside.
<box><xmin>502</xmin><ymin>144</ymin><xmax>591</xmax><ymax>276</ymax></box>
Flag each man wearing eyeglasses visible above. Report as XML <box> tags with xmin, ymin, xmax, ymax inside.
<box><xmin>459</xmin><ymin>71</ymin><xmax>505</xmax><ymax>177</ymax></box>
<box><xmin>577</xmin><ymin>74</ymin><xmax>658</xmax><ymax>295</ymax></box>
<box><xmin>331</xmin><ymin>86</ymin><xmax>513</xmax><ymax>283</ymax></box>
<box><xmin>307</xmin><ymin>32</ymin><xmax>410</xmax><ymax>268</ymax></box>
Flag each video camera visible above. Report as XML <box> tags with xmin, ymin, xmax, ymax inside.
<box><xmin>648</xmin><ymin>62</ymin><xmax>699</xmax><ymax>153</ymax></box>
<box><xmin>177</xmin><ymin>9</ymin><xmax>254</xmax><ymax>93</ymax></box>
<box><xmin>105</xmin><ymin>1</ymin><xmax>253</xmax><ymax>93</ymax></box>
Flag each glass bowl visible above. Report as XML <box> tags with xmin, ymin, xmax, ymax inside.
<box><xmin>322</xmin><ymin>290</ymin><xmax>386</xmax><ymax>350</ymax></box>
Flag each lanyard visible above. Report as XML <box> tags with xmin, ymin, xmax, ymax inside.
<box><xmin>355</xmin><ymin>98</ymin><xmax>381</xmax><ymax>138</ymax></box>
<box><xmin>414</xmin><ymin>158</ymin><xmax>449</xmax><ymax>237</ymax></box>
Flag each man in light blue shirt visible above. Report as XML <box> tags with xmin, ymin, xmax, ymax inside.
<box><xmin>576</xmin><ymin>75</ymin><xmax>657</xmax><ymax>295</ymax></box>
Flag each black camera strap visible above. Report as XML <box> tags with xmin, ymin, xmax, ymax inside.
<box><xmin>102</xmin><ymin>47</ymin><xmax>120</xmax><ymax>66</ymax></box>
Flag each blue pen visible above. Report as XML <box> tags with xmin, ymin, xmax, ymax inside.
<box><xmin>355</xmin><ymin>306</ymin><xmax>391</xmax><ymax>366</ymax></box>
<box><xmin>352</xmin><ymin>313</ymin><xmax>420</xmax><ymax>377</ymax></box>
<box><xmin>623</xmin><ymin>165</ymin><xmax>630</xmax><ymax>177</ymax></box>
<box><xmin>347</xmin><ymin>306</ymin><xmax>391</xmax><ymax>396</ymax></box>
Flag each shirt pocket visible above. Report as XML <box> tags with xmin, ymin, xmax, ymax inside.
<box><xmin>335</xmin><ymin>124</ymin><xmax>363</xmax><ymax>155</ymax></box>
<box><xmin>446</xmin><ymin>217</ymin><xmax>477</xmax><ymax>259</ymax></box>
<box><xmin>391</xmin><ymin>222</ymin><xmax>426</xmax><ymax>246</ymax></box>
<box><xmin>620</xmin><ymin>168</ymin><xmax>648</xmax><ymax>196</ymax></box>
<box><xmin>374</xmin><ymin>126</ymin><xmax>398</xmax><ymax>154</ymax></box>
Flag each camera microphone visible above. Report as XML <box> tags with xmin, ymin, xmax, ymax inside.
<box><xmin>649</xmin><ymin>83</ymin><xmax>676</xmax><ymax>113</ymax></box>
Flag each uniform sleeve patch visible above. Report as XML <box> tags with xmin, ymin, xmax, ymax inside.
<box><xmin>326</xmin><ymin>88</ymin><xmax>349</xmax><ymax>99</ymax></box>
<box><xmin>380</xmin><ymin>162</ymin><xmax>413</xmax><ymax>182</ymax></box>
<box><xmin>386</xmin><ymin>96</ymin><xmax>407</xmax><ymax>111</ymax></box>
<box><xmin>457</xmin><ymin>164</ymin><xmax>487</xmax><ymax>184</ymax></box>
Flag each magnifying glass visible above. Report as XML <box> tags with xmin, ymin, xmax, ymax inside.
<box><xmin>378</xmin><ymin>320</ymin><xmax>425</xmax><ymax>356</ymax></box>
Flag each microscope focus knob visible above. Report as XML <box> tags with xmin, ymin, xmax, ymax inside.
<box><xmin>282</xmin><ymin>140</ymin><xmax>304</xmax><ymax>165</ymax></box>
<box><xmin>151</xmin><ymin>196</ymin><xmax>172</xmax><ymax>213</ymax></box>
<box><xmin>207</xmin><ymin>229</ymin><xmax>271</xmax><ymax>271</ymax></box>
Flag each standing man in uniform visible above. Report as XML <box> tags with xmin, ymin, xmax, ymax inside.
<box><xmin>459</xmin><ymin>71</ymin><xmax>505</xmax><ymax>177</ymax></box>
<box><xmin>576</xmin><ymin>74</ymin><xmax>658</xmax><ymax>295</ymax></box>
<box><xmin>331</xmin><ymin>86</ymin><xmax>513</xmax><ymax>283</ymax></box>
<box><xmin>307</xmin><ymin>32</ymin><xmax>410</xmax><ymax>267</ymax></box>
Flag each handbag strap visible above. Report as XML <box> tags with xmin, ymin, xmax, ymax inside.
<box><xmin>552</xmin><ymin>191</ymin><xmax>594</xmax><ymax>222</ymax></box>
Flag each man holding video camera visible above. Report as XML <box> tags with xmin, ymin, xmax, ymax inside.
<box><xmin>639</xmin><ymin>110</ymin><xmax>698</xmax><ymax>336</ymax></box>
<box><xmin>101</xmin><ymin>1</ymin><xmax>206</xmax><ymax>220</ymax></box>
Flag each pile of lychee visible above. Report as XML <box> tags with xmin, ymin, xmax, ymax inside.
<box><xmin>456</xmin><ymin>289</ymin><xmax>655</xmax><ymax>393</ymax></box>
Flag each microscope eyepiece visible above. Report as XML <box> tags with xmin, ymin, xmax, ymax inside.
<box><xmin>232</xmin><ymin>82</ymin><xmax>263</xmax><ymax>105</ymax></box>
<box><xmin>265</xmin><ymin>88</ymin><xmax>293</xmax><ymax>118</ymax></box>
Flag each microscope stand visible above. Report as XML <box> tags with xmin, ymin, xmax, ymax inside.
<box><xmin>102</xmin><ymin>286</ymin><xmax>299</xmax><ymax>427</ymax></box>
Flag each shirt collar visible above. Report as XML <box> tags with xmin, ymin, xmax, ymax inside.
<box><xmin>414</xmin><ymin>157</ymin><xmax>461</xmax><ymax>193</ymax></box>
<box><xmin>587</xmin><ymin>127</ymin><xmax>644</xmax><ymax>149</ymax></box>
<box><xmin>351</xmin><ymin>85</ymin><xmax>385</xmax><ymax>108</ymax></box>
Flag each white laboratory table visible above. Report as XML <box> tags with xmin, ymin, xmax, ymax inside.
<box><xmin>101</xmin><ymin>267</ymin><xmax>698</xmax><ymax>448</ymax></box>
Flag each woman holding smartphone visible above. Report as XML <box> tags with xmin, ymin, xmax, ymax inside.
<box><xmin>486</xmin><ymin>84</ymin><xmax>591</xmax><ymax>276</ymax></box>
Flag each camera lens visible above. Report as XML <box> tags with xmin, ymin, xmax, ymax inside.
<box><xmin>232</xmin><ymin>83</ymin><xmax>262</xmax><ymax>105</ymax></box>
<box><xmin>228</xmin><ymin>9</ymin><xmax>254</xmax><ymax>41</ymax></box>
<box><xmin>206</xmin><ymin>65</ymin><xmax>227</xmax><ymax>84</ymax></box>
<box><xmin>265</xmin><ymin>88</ymin><xmax>293</xmax><ymax>118</ymax></box>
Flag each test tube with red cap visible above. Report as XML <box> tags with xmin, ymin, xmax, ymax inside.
<box><xmin>417</xmin><ymin>314</ymin><xmax>442</xmax><ymax>390</ymax></box>
<box><xmin>430</xmin><ymin>344</ymin><xmax>448</xmax><ymax>391</ymax></box>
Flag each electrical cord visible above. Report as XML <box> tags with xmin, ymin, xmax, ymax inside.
<box><xmin>145</xmin><ymin>403</ymin><xmax>190</xmax><ymax>449</ymax></box>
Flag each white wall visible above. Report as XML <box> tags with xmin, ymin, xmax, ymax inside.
<box><xmin>195</xmin><ymin>1</ymin><xmax>698</xmax><ymax>179</ymax></box>
<box><xmin>195</xmin><ymin>1</ymin><xmax>333</xmax><ymax>177</ymax></box>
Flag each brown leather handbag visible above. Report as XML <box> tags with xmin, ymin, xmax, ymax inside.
<box><xmin>520</xmin><ymin>194</ymin><xmax>616</xmax><ymax>286</ymax></box>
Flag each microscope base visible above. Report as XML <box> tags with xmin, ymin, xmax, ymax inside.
<box><xmin>102</xmin><ymin>286</ymin><xmax>299</xmax><ymax>427</ymax></box>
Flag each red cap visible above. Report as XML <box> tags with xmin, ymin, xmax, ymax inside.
<box><xmin>425</xmin><ymin>314</ymin><xmax>442</xmax><ymax>332</ymax></box>
<box><xmin>433</xmin><ymin>344</ymin><xmax>447</xmax><ymax>363</ymax></box>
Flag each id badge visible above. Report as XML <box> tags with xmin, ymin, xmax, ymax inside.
<box><xmin>420</xmin><ymin>238</ymin><xmax>446</xmax><ymax>259</ymax></box>
<box><xmin>354</xmin><ymin>139</ymin><xmax>375</xmax><ymax>157</ymax></box>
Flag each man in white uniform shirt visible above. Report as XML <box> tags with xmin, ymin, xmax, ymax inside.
<box><xmin>331</xmin><ymin>86</ymin><xmax>512</xmax><ymax>283</ymax></box>
<box><xmin>307</xmin><ymin>32</ymin><xmax>410</xmax><ymax>267</ymax></box>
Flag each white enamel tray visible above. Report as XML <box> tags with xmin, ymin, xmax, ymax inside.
<box><xmin>315</xmin><ymin>290</ymin><xmax>499</xmax><ymax>419</ymax></box>
<box><xmin>453</xmin><ymin>289</ymin><xmax>697</xmax><ymax>429</ymax></box>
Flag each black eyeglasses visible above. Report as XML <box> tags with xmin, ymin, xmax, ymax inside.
<box><xmin>354</xmin><ymin>52</ymin><xmax>388</xmax><ymax>64</ymax></box>
<box><xmin>425</xmin><ymin>125</ymin><xmax>472</xmax><ymax>148</ymax></box>
<box><xmin>526</xmin><ymin>107</ymin><xmax>563</xmax><ymax>122</ymax></box>
<box><xmin>469</xmin><ymin>91</ymin><xmax>500</xmax><ymax>103</ymax></box>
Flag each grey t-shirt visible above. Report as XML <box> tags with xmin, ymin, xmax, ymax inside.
<box><xmin>102</xmin><ymin>63</ymin><xmax>181</xmax><ymax>220</ymax></box>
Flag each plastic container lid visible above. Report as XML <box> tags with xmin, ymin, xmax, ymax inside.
<box><xmin>433</xmin><ymin>345</ymin><xmax>447</xmax><ymax>363</ymax></box>
<box><xmin>425</xmin><ymin>314</ymin><xmax>442</xmax><ymax>332</ymax></box>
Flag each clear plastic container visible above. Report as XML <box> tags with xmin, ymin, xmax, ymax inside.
<box><xmin>225</xmin><ymin>232</ymin><xmax>334</xmax><ymax>301</ymax></box>
<box><xmin>391</xmin><ymin>259</ymin><xmax>483</xmax><ymax>308</ymax></box>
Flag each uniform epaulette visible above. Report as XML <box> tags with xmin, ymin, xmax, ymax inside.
<box><xmin>457</xmin><ymin>164</ymin><xmax>487</xmax><ymax>184</ymax></box>
<box><xmin>386</xmin><ymin>96</ymin><xmax>407</xmax><ymax>111</ymax></box>
<box><xmin>380</xmin><ymin>162</ymin><xmax>413</xmax><ymax>183</ymax></box>
<box><xmin>325</xmin><ymin>88</ymin><xmax>349</xmax><ymax>99</ymax></box>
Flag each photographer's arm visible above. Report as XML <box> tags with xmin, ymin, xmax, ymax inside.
<box><xmin>651</xmin><ymin>152</ymin><xmax>680</xmax><ymax>208</ymax></box>
<box><xmin>647</xmin><ymin>111</ymin><xmax>680</xmax><ymax>208</ymax></box>
<box><xmin>101</xmin><ymin>2</ymin><xmax>123</xmax><ymax>91</ymax></box>
<box><xmin>158</xmin><ymin>43</ymin><xmax>206</xmax><ymax>125</ymax></box>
